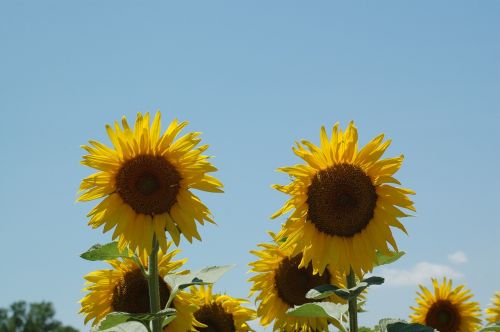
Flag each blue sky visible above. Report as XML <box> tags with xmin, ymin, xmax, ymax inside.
<box><xmin>0</xmin><ymin>1</ymin><xmax>499</xmax><ymax>330</ymax></box>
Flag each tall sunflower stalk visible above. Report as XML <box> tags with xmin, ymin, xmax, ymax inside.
<box><xmin>79</xmin><ymin>112</ymin><xmax>222</xmax><ymax>331</ymax></box>
<box><xmin>346</xmin><ymin>269</ymin><xmax>358</xmax><ymax>332</ymax></box>
<box><xmin>148</xmin><ymin>235</ymin><xmax>161</xmax><ymax>331</ymax></box>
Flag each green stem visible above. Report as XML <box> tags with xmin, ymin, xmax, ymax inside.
<box><xmin>148</xmin><ymin>234</ymin><xmax>161</xmax><ymax>332</ymax></box>
<box><xmin>347</xmin><ymin>268</ymin><xmax>358</xmax><ymax>332</ymax></box>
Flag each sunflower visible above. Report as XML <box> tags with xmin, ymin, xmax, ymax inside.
<box><xmin>272</xmin><ymin>122</ymin><xmax>415</xmax><ymax>277</ymax></box>
<box><xmin>410</xmin><ymin>278</ymin><xmax>481</xmax><ymax>332</ymax></box>
<box><xmin>80</xmin><ymin>243</ymin><xmax>199</xmax><ymax>331</ymax></box>
<box><xmin>79</xmin><ymin>112</ymin><xmax>223</xmax><ymax>253</ymax></box>
<box><xmin>249</xmin><ymin>235</ymin><xmax>354</xmax><ymax>332</ymax></box>
<box><xmin>486</xmin><ymin>291</ymin><xmax>500</xmax><ymax>324</ymax></box>
<box><xmin>187</xmin><ymin>284</ymin><xmax>256</xmax><ymax>332</ymax></box>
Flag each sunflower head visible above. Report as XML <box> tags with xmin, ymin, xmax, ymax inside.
<box><xmin>187</xmin><ymin>284</ymin><xmax>256</xmax><ymax>332</ymax></box>
<box><xmin>249</xmin><ymin>234</ymin><xmax>349</xmax><ymax>332</ymax></box>
<box><xmin>79</xmin><ymin>112</ymin><xmax>223</xmax><ymax>254</ymax></box>
<box><xmin>80</xmin><ymin>242</ymin><xmax>198</xmax><ymax>331</ymax></box>
<box><xmin>486</xmin><ymin>291</ymin><xmax>500</xmax><ymax>325</ymax></box>
<box><xmin>409</xmin><ymin>278</ymin><xmax>482</xmax><ymax>332</ymax></box>
<box><xmin>273</xmin><ymin>122</ymin><xmax>415</xmax><ymax>277</ymax></box>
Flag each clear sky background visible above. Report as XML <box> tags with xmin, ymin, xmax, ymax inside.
<box><xmin>0</xmin><ymin>1</ymin><xmax>499</xmax><ymax>331</ymax></box>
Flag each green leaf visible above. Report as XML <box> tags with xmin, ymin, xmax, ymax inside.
<box><xmin>387</xmin><ymin>322</ymin><xmax>435</xmax><ymax>332</ymax></box>
<box><xmin>126</xmin><ymin>309</ymin><xmax>176</xmax><ymax>322</ymax></box>
<box><xmin>306</xmin><ymin>284</ymin><xmax>351</xmax><ymax>300</ymax></box>
<box><xmin>286</xmin><ymin>303</ymin><xmax>348</xmax><ymax>332</ymax></box>
<box><xmin>480</xmin><ymin>324</ymin><xmax>500</xmax><ymax>332</ymax></box>
<box><xmin>80</xmin><ymin>242</ymin><xmax>130</xmax><ymax>261</ymax></box>
<box><xmin>97</xmin><ymin>309</ymin><xmax>176</xmax><ymax>331</ymax></box>
<box><xmin>349</xmin><ymin>282</ymin><xmax>370</xmax><ymax>298</ymax></box>
<box><xmin>306</xmin><ymin>277</ymin><xmax>383</xmax><ymax>301</ymax></box>
<box><xmin>359</xmin><ymin>327</ymin><xmax>378</xmax><ymax>332</ymax></box>
<box><xmin>362</xmin><ymin>276</ymin><xmax>385</xmax><ymax>286</ymax></box>
<box><xmin>164</xmin><ymin>265</ymin><xmax>234</xmax><ymax>309</ymax></box>
<box><xmin>286</xmin><ymin>302</ymin><xmax>348</xmax><ymax>318</ymax></box>
<box><xmin>379</xmin><ymin>318</ymin><xmax>406</xmax><ymax>332</ymax></box>
<box><xmin>379</xmin><ymin>319</ymin><xmax>435</xmax><ymax>332</ymax></box>
<box><xmin>91</xmin><ymin>321</ymin><xmax>149</xmax><ymax>332</ymax></box>
<box><xmin>375</xmin><ymin>251</ymin><xmax>405</xmax><ymax>266</ymax></box>
<box><xmin>343</xmin><ymin>276</ymin><xmax>385</xmax><ymax>298</ymax></box>
<box><xmin>165</xmin><ymin>265</ymin><xmax>234</xmax><ymax>291</ymax></box>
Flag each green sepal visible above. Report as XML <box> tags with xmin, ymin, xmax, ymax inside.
<box><xmin>357</xmin><ymin>299</ymin><xmax>367</xmax><ymax>313</ymax></box>
<box><xmin>480</xmin><ymin>324</ymin><xmax>500</xmax><ymax>332</ymax></box>
<box><xmin>164</xmin><ymin>265</ymin><xmax>234</xmax><ymax>309</ymax></box>
<box><xmin>375</xmin><ymin>251</ymin><xmax>405</xmax><ymax>266</ymax></box>
<box><xmin>286</xmin><ymin>303</ymin><xmax>348</xmax><ymax>332</ymax></box>
<box><xmin>80</xmin><ymin>242</ymin><xmax>130</xmax><ymax>261</ymax></box>
<box><xmin>276</xmin><ymin>236</ymin><xmax>288</xmax><ymax>244</ymax></box>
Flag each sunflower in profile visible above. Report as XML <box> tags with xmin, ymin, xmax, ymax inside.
<box><xmin>80</xmin><ymin>243</ymin><xmax>199</xmax><ymax>331</ymax></box>
<box><xmin>272</xmin><ymin>122</ymin><xmax>415</xmax><ymax>277</ymax></box>
<box><xmin>410</xmin><ymin>278</ymin><xmax>481</xmax><ymax>332</ymax></box>
<box><xmin>249</xmin><ymin>235</ymin><xmax>352</xmax><ymax>332</ymax></box>
<box><xmin>187</xmin><ymin>284</ymin><xmax>255</xmax><ymax>332</ymax></box>
<box><xmin>486</xmin><ymin>291</ymin><xmax>500</xmax><ymax>324</ymax></box>
<box><xmin>79</xmin><ymin>112</ymin><xmax>223</xmax><ymax>253</ymax></box>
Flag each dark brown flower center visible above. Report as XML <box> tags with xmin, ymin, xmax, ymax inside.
<box><xmin>111</xmin><ymin>268</ymin><xmax>170</xmax><ymax>314</ymax></box>
<box><xmin>116</xmin><ymin>155</ymin><xmax>181</xmax><ymax>215</ymax></box>
<box><xmin>307</xmin><ymin>163</ymin><xmax>377</xmax><ymax>237</ymax></box>
<box><xmin>194</xmin><ymin>303</ymin><xmax>235</xmax><ymax>332</ymax></box>
<box><xmin>425</xmin><ymin>300</ymin><xmax>461</xmax><ymax>332</ymax></box>
<box><xmin>274</xmin><ymin>255</ymin><xmax>331</xmax><ymax>306</ymax></box>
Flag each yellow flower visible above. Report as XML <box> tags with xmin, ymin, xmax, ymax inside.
<box><xmin>486</xmin><ymin>291</ymin><xmax>500</xmax><ymax>324</ymax></box>
<box><xmin>410</xmin><ymin>278</ymin><xmax>481</xmax><ymax>332</ymax></box>
<box><xmin>249</xmin><ymin>235</ymin><xmax>349</xmax><ymax>332</ymax></box>
<box><xmin>273</xmin><ymin>122</ymin><xmax>415</xmax><ymax>277</ymax></box>
<box><xmin>187</xmin><ymin>284</ymin><xmax>256</xmax><ymax>332</ymax></box>
<box><xmin>79</xmin><ymin>112</ymin><xmax>223</xmax><ymax>254</ymax></box>
<box><xmin>80</xmin><ymin>243</ymin><xmax>199</xmax><ymax>331</ymax></box>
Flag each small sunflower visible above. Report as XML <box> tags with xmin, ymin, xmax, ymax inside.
<box><xmin>273</xmin><ymin>122</ymin><xmax>415</xmax><ymax>277</ymax></box>
<box><xmin>80</xmin><ymin>243</ymin><xmax>198</xmax><ymax>331</ymax></box>
<box><xmin>249</xmin><ymin>236</ymin><xmax>351</xmax><ymax>332</ymax></box>
<box><xmin>486</xmin><ymin>291</ymin><xmax>500</xmax><ymax>324</ymax></box>
<box><xmin>187</xmin><ymin>284</ymin><xmax>255</xmax><ymax>332</ymax></box>
<box><xmin>410</xmin><ymin>278</ymin><xmax>481</xmax><ymax>332</ymax></box>
<box><xmin>79</xmin><ymin>112</ymin><xmax>223</xmax><ymax>254</ymax></box>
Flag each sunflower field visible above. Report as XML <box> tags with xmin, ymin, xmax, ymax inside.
<box><xmin>1</xmin><ymin>3</ymin><xmax>498</xmax><ymax>332</ymax></box>
<box><xmin>76</xmin><ymin>113</ymin><xmax>499</xmax><ymax>332</ymax></box>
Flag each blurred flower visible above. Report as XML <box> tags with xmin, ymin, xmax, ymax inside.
<box><xmin>410</xmin><ymin>278</ymin><xmax>481</xmax><ymax>332</ymax></box>
<box><xmin>187</xmin><ymin>284</ymin><xmax>255</xmax><ymax>332</ymax></box>
<box><xmin>486</xmin><ymin>291</ymin><xmax>500</xmax><ymax>325</ymax></box>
